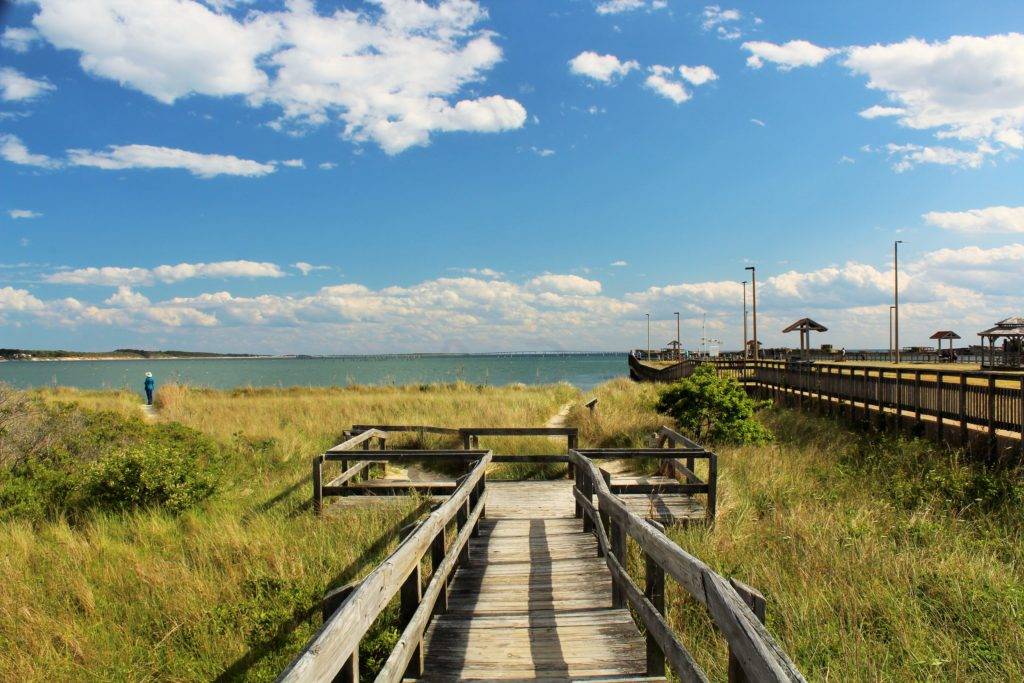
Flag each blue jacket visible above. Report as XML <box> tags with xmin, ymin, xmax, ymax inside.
<box><xmin>144</xmin><ymin>377</ymin><xmax>155</xmax><ymax>391</ymax></box>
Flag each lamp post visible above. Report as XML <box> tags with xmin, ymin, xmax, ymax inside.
<box><xmin>894</xmin><ymin>240</ymin><xmax>903</xmax><ymax>364</ymax></box>
<box><xmin>674</xmin><ymin>311</ymin><xmax>681</xmax><ymax>360</ymax></box>
<box><xmin>742</xmin><ymin>280</ymin><xmax>748</xmax><ymax>359</ymax></box>
<box><xmin>645</xmin><ymin>313</ymin><xmax>651</xmax><ymax>361</ymax></box>
<box><xmin>889</xmin><ymin>305</ymin><xmax>896</xmax><ymax>361</ymax></box>
<box><xmin>745</xmin><ymin>266</ymin><xmax>757</xmax><ymax>360</ymax></box>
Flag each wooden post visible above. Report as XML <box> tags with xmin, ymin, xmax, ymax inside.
<box><xmin>431</xmin><ymin>527</ymin><xmax>448</xmax><ymax>615</ymax></box>
<box><xmin>914</xmin><ymin>370</ymin><xmax>922</xmax><ymax>423</ymax></box>
<box><xmin>610</xmin><ymin>519</ymin><xmax>626</xmax><ymax>608</ymax></box>
<box><xmin>312</xmin><ymin>455</ymin><xmax>323</xmax><ymax>516</ymax></box>
<box><xmin>322</xmin><ymin>583</ymin><xmax>359</xmax><ymax>682</ymax></box>
<box><xmin>727</xmin><ymin>580</ymin><xmax>766</xmax><ymax>683</ymax></box>
<box><xmin>706</xmin><ymin>454</ymin><xmax>718</xmax><ymax>524</ymax></box>
<box><xmin>567</xmin><ymin>433</ymin><xmax>577</xmax><ymax>478</ymax></box>
<box><xmin>988</xmin><ymin>375</ymin><xmax>997</xmax><ymax>457</ymax></box>
<box><xmin>959</xmin><ymin>373</ymin><xmax>968</xmax><ymax>445</ymax></box>
<box><xmin>456</xmin><ymin>499</ymin><xmax>470</xmax><ymax>563</ymax></box>
<box><xmin>1019</xmin><ymin>377</ymin><xmax>1024</xmax><ymax>460</ymax></box>
<box><xmin>574</xmin><ymin>467</ymin><xmax>583</xmax><ymax>519</ymax></box>
<box><xmin>400</xmin><ymin>564</ymin><xmax>424</xmax><ymax>678</ymax></box>
<box><xmin>644</xmin><ymin>552</ymin><xmax>666</xmax><ymax>676</ymax></box>
<box><xmin>936</xmin><ymin>371</ymin><xmax>945</xmax><ymax>443</ymax></box>
<box><xmin>582</xmin><ymin>472</ymin><xmax>594</xmax><ymax>534</ymax></box>
<box><xmin>461</xmin><ymin>432</ymin><xmax>472</xmax><ymax>450</ymax></box>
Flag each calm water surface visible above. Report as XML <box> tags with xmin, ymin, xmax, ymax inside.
<box><xmin>0</xmin><ymin>354</ymin><xmax>626</xmax><ymax>392</ymax></box>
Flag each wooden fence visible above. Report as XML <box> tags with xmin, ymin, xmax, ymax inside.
<box><xmin>570</xmin><ymin>433</ymin><xmax>805</xmax><ymax>682</ymax></box>
<box><xmin>280</xmin><ymin>451</ymin><xmax>492</xmax><ymax>683</ymax></box>
<box><xmin>703</xmin><ymin>360</ymin><xmax>1024</xmax><ymax>457</ymax></box>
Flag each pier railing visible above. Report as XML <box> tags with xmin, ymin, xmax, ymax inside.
<box><xmin>280</xmin><ymin>451</ymin><xmax>492</xmax><ymax>682</ymax></box>
<box><xmin>570</xmin><ymin>446</ymin><xmax>805</xmax><ymax>683</ymax></box>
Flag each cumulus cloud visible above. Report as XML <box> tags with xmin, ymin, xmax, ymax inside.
<box><xmin>8</xmin><ymin>209</ymin><xmax>42</xmax><ymax>219</ymax></box>
<box><xmin>743</xmin><ymin>40</ymin><xmax>836</xmax><ymax>70</ymax></box>
<box><xmin>595</xmin><ymin>0</ymin><xmax>667</xmax><ymax>15</ymax></box>
<box><xmin>644</xmin><ymin>66</ymin><xmax>690</xmax><ymax>104</ymax></box>
<box><xmin>884</xmin><ymin>142</ymin><xmax>990</xmax><ymax>172</ymax></box>
<box><xmin>569</xmin><ymin>51</ymin><xmax>640</xmax><ymax>83</ymax></box>
<box><xmin>0</xmin><ymin>134</ymin><xmax>61</xmax><ymax>169</ymax></box>
<box><xmin>280</xmin><ymin>158</ymin><xmax>304</xmax><ymax>168</ymax></box>
<box><xmin>527</xmin><ymin>274</ymin><xmax>603</xmax><ymax>296</ymax></box>
<box><xmin>923</xmin><ymin>206</ymin><xmax>1024</xmax><ymax>234</ymax></box>
<box><xmin>30</xmin><ymin>0</ymin><xmax>526</xmax><ymax>154</ymax></box>
<box><xmin>701</xmin><ymin>5</ymin><xmax>743</xmax><ymax>40</ymax></box>
<box><xmin>678</xmin><ymin>65</ymin><xmax>717</xmax><ymax>86</ymax></box>
<box><xmin>0</xmin><ymin>67</ymin><xmax>55</xmax><ymax>101</ymax></box>
<box><xmin>1</xmin><ymin>27</ymin><xmax>42</xmax><ymax>53</ymax></box>
<box><xmin>66</xmin><ymin>144</ymin><xmax>276</xmax><ymax>178</ymax></box>
<box><xmin>46</xmin><ymin>260</ymin><xmax>285</xmax><ymax>285</ymax></box>
<box><xmin>611</xmin><ymin>260</ymin><xmax>628</xmax><ymax>267</ymax></box>
<box><xmin>293</xmin><ymin>262</ymin><xmax>330</xmax><ymax>275</ymax></box>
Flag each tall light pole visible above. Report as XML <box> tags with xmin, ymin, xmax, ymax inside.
<box><xmin>674</xmin><ymin>311</ymin><xmax>681</xmax><ymax>360</ymax></box>
<box><xmin>889</xmin><ymin>305</ymin><xmax>896</xmax><ymax>361</ymax></box>
<box><xmin>645</xmin><ymin>313</ymin><xmax>651</xmax><ymax>360</ymax></box>
<box><xmin>745</xmin><ymin>266</ymin><xmax>757</xmax><ymax>360</ymax></box>
<box><xmin>742</xmin><ymin>280</ymin><xmax>748</xmax><ymax>359</ymax></box>
<box><xmin>894</xmin><ymin>240</ymin><xmax>903</xmax><ymax>364</ymax></box>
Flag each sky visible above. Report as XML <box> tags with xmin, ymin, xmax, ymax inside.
<box><xmin>2</xmin><ymin>0</ymin><xmax>1024</xmax><ymax>354</ymax></box>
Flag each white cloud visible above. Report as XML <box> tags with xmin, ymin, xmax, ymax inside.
<box><xmin>595</xmin><ymin>0</ymin><xmax>666</xmax><ymax>15</ymax></box>
<box><xmin>46</xmin><ymin>260</ymin><xmax>285</xmax><ymax>285</ymax></box>
<box><xmin>644</xmin><ymin>66</ymin><xmax>689</xmax><ymax>104</ymax></box>
<box><xmin>104</xmin><ymin>286</ymin><xmax>150</xmax><ymax>308</ymax></box>
<box><xmin>280</xmin><ymin>158</ymin><xmax>304</xmax><ymax>168</ymax></box>
<box><xmin>66</xmin><ymin>144</ymin><xmax>276</xmax><ymax>178</ymax></box>
<box><xmin>743</xmin><ymin>40</ymin><xmax>836</xmax><ymax>70</ymax></box>
<box><xmin>530</xmin><ymin>147</ymin><xmax>555</xmax><ymax>157</ymax></box>
<box><xmin>527</xmin><ymin>274</ymin><xmax>602</xmax><ymax>295</ymax></box>
<box><xmin>0</xmin><ymin>134</ymin><xmax>61</xmax><ymax>169</ymax></box>
<box><xmin>8</xmin><ymin>209</ymin><xmax>42</xmax><ymax>220</ymax></box>
<box><xmin>1</xmin><ymin>27</ymin><xmax>42</xmax><ymax>53</ymax></box>
<box><xmin>839</xmin><ymin>155</ymin><xmax>855</xmax><ymax>164</ymax></box>
<box><xmin>30</xmin><ymin>0</ymin><xmax>526</xmax><ymax>154</ymax></box>
<box><xmin>923</xmin><ymin>206</ymin><xmax>1024</xmax><ymax>234</ymax></box>
<box><xmin>884</xmin><ymin>142</ymin><xmax>990</xmax><ymax>172</ymax></box>
<box><xmin>844</xmin><ymin>34</ymin><xmax>1024</xmax><ymax>152</ymax></box>
<box><xmin>293</xmin><ymin>262</ymin><xmax>330</xmax><ymax>275</ymax></box>
<box><xmin>0</xmin><ymin>286</ymin><xmax>44</xmax><ymax>312</ymax></box>
<box><xmin>569</xmin><ymin>51</ymin><xmax>639</xmax><ymax>83</ymax></box>
<box><xmin>678</xmin><ymin>65</ymin><xmax>717</xmax><ymax>86</ymax></box>
<box><xmin>611</xmin><ymin>260</ymin><xmax>628</xmax><ymax>267</ymax></box>
<box><xmin>318</xmin><ymin>162</ymin><xmax>336</xmax><ymax>170</ymax></box>
<box><xmin>0</xmin><ymin>67</ymin><xmax>54</xmax><ymax>102</ymax></box>
<box><xmin>701</xmin><ymin>5</ymin><xmax>742</xmax><ymax>40</ymax></box>
<box><xmin>859</xmin><ymin>105</ymin><xmax>905</xmax><ymax>119</ymax></box>
<box><xmin>750</xmin><ymin>118</ymin><xmax>766</xmax><ymax>127</ymax></box>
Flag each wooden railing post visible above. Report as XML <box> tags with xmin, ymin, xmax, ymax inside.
<box><xmin>988</xmin><ymin>375</ymin><xmax>997</xmax><ymax>457</ymax></box>
<box><xmin>574</xmin><ymin>466</ymin><xmax>582</xmax><ymax>519</ymax></box>
<box><xmin>727</xmin><ymin>579</ymin><xmax>766</xmax><ymax>683</ymax></box>
<box><xmin>610</xmin><ymin>518</ymin><xmax>626</xmax><ymax>609</ymax></box>
<box><xmin>706</xmin><ymin>453</ymin><xmax>718</xmax><ymax>524</ymax></box>
<box><xmin>400</xmin><ymin>564</ymin><xmax>424</xmax><ymax>678</ymax></box>
<box><xmin>431</xmin><ymin>527</ymin><xmax>448</xmax><ymax>616</ymax></box>
<box><xmin>914</xmin><ymin>370</ymin><xmax>922</xmax><ymax>423</ymax></box>
<box><xmin>321</xmin><ymin>583</ymin><xmax>358</xmax><ymax>682</ymax></box>
<box><xmin>567</xmin><ymin>432</ymin><xmax>578</xmax><ymax>479</ymax></box>
<box><xmin>457</xmin><ymin>499</ymin><xmax>471</xmax><ymax>562</ymax></box>
<box><xmin>644</xmin><ymin>552</ymin><xmax>665</xmax><ymax>677</ymax></box>
<box><xmin>936</xmin><ymin>371</ymin><xmax>945</xmax><ymax>442</ymax></box>
<box><xmin>312</xmin><ymin>455</ymin><xmax>324</xmax><ymax>516</ymax></box>
<box><xmin>583</xmin><ymin>471</ymin><xmax>595</xmax><ymax>535</ymax></box>
<box><xmin>959</xmin><ymin>373</ymin><xmax>968</xmax><ymax>445</ymax></box>
<box><xmin>1019</xmin><ymin>377</ymin><xmax>1024</xmax><ymax>460</ymax></box>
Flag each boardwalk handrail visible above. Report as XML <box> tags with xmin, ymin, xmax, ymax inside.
<box><xmin>570</xmin><ymin>449</ymin><xmax>805</xmax><ymax>683</ymax></box>
<box><xmin>313</xmin><ymin>429</ymin><xmax>389</xmax><ymax>514</ymax></box>
<box><xmin>280</xmin><ymin>451</ymin><xmax>492</xmax><ymax>683</ymax></box>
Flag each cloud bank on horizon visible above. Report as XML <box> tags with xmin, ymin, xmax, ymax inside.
<box><xmin>2</xmin><ymin>1</ymin><xmax>1023</xmax><ymax>353</ymax></box>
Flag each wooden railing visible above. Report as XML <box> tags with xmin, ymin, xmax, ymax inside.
<box><xmin>575</xmin><ymin>426</ymin><xmax>717</xmax><ymax>524</ymax></box>
<box><xmin>570</xmin><ymin>446</ymin><xmax>805</xmax><ymax>683</ymax></box>
<box><xmin>312</xmin><ymin>429</ymin><xmax>389</xmax><ymax>515</ymax></box>
<box><xmin>280</xmin><ymin>451</ymin><xmax>492</xmax><ymax>683</ymax></box>
<box><xmin>351</xmin><ymin>423</ymin><xmax>578</xmax><ymax>452</ymax></box>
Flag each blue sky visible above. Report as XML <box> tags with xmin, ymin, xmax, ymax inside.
<box><xmin>2</xmin><ymin>0</ymin><xmax>1024</xmax><ymax>353</ymax></box>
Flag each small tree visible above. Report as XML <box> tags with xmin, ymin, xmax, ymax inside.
<box><xmin>656</xmin><ymin>364</ymin><xmax>772</xmax><ymax>445</ymax></box>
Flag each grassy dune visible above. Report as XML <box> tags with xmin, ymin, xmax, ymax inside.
<box><xmin>1</xmin><ymin>382</ymin><xmax>575</xmax><ymax>681</ymax></box>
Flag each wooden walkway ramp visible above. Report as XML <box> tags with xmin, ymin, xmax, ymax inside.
<box><xmin>422</xmin><ymin>481</ymin><xmax>653</xmax><ymax>681</ymax></box>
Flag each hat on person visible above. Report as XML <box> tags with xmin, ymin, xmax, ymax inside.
<box><xmin>145</xmin><ymin>371</ymin><xmax>153</xmax><ymax>377</ymax></box>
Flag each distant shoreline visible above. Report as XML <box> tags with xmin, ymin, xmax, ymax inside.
<box><xmin>2</xmin><ymin>351</ymin><xmax>626</xmax><ymax>362</ymax></box>
<box><xmin>5</xmin><ymin>355</ymin><xmax>271</xmax><ymax>363</ymax></box>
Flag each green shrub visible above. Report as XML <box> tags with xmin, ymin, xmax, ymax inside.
<box><xmin>656</xmin><ymin>364</ymin><xmax>772</xmax><ymax>445</ymax></box>
<box><xmin>78</xmin><ymin>442</ymin><xmax>218</xmax><ymax>513</ymax></box>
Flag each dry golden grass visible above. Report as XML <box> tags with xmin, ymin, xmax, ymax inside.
<box><xmin>0</xmin><ymin>382</ymin><xmax>577</xmax><ymax>681</ymax></box>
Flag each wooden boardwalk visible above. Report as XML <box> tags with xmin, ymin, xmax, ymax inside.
<box><xmin>422</xmin><ymin>481</ymin><xmax>655</xmax><ymax>681</ymax></box>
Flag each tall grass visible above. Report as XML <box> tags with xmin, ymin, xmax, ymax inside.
<box><xmin>0</xmin><ymin>382</ymin><xmax>575</xmax><ymax>681</ymax></box>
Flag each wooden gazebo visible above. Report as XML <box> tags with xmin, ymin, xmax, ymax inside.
<box><xmin>782</xmin><ymin>318</ymin><xmax>827</xmax><ymax>359</ymax></box>
<box><xmin>929</xmin><ymin>330</ymin><xmax>960</xmax><ymax>358</ymax></box>
<box><xmin>978</xmin><ymin>316</ymin><xmax>1024</xmax><ymax>368</ymax></box>
<box><xmin>665</xmin><ymin>340</ymin><xmax>683</xmax><ymax>360</ymax></box>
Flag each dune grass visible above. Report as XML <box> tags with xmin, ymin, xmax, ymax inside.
<box><xmin>0</xmin><ymin>382</ymin><xmax>576</xmax><ymax>681</ymax></box>
<box><xmin>580</xmin><ymin>381</ymin><xmax>1024</xmax><ymax>681</ymax></box>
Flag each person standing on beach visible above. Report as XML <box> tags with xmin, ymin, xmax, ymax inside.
<box><xmin>144</xmin><ymin>371</ymin><xmax>155</xmax><ymax>406</ymax></box>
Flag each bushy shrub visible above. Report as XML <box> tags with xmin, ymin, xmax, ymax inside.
<box><xmin>78</xmin><ymin>442</ymin><xmax>218</xmax><ymax>513</ymax></box>
<box><xmin>656</xmin><ymin>364</ymin><xmax>772</xmax><ymax>445</ymax></box>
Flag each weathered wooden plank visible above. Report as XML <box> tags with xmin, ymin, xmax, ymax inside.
<box><xmin>460</xmin><ymin>427</ymin><xmax>579</xmax><ymax>437</ymax></box>
<box><xmin>326</xmin><ymin>428</ymin><xmax>388</xmax><ymax>453</ymax></box>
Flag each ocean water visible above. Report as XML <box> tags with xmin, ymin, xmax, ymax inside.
<box><xmin>0</xmin><ymin>354</ymin><xmax>626</xmax><ymax>392</ymax></box>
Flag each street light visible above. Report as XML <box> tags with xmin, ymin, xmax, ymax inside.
<box><xmin>742</xmin><ymin>280</ymin><xmax>748</xmax><ymax>359</ymax></box>
<box><xmin>894</xmin><ymin>240</ymin><xmax>903</xmax><ymax>364</ymax></box>
<box><xmin>889</xmin><ymin>305</ymin><xmax>896</xmax><ymax>361</ymax></box>
<box><xmin>745</xmin><ymin>266</ymin><xmax>757</xmax><ymax>360</ymax></box>
<box><xmin>645</xmin><ymin>313</ymin><xmax>651</xmax><ymax>361</ymax></box>
<box><xmin>674</xmin><ymin>311</ymin><xmax>681</xmax><ymax>360</ymax></box>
